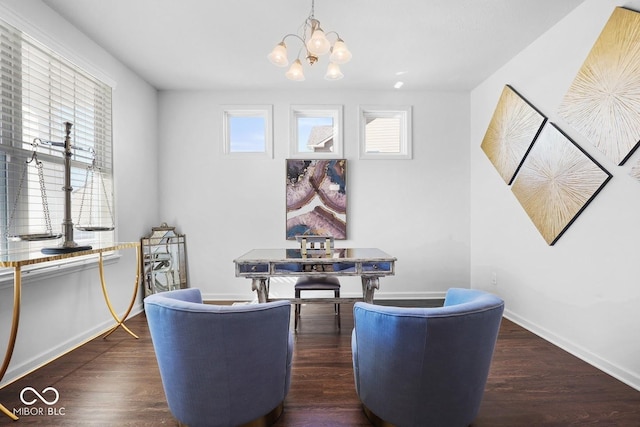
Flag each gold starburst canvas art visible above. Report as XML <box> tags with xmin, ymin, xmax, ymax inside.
<box><xmin>558</xmin><ymin>7</ymin><xmax>640</xmax><ymax>165</ymax></box>
<box><xmin>511</xmin><ymin>123</ymin><xmax>611</xmax><ymax>245</ymax></box>
<box><xmin>630</xmin><ymin>159</ymin><xmax>640</xmax><ymax>181</ymax></box>
<box><xmin>481</xmin><ymin>85</ymin><xmax>546</xmax><ymax>184</ymax></box>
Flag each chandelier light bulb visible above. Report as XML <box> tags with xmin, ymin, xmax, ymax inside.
<box><xmin>324</xmin><ymin>62</ymin><xmax>344</xmax><ymax>80</ymax></box>
<box><xmin>268</xmin><ymin>42</ymin><xmax>289</xmax><ymax>67</ymax></box>
<box><xmin>285</xmin><ymin>59</ymin><xmax>306</xmax><ymax>81</ymax></box>
<box><xmin>307</xmin><ymin>28</ymin><xmax>331</xmax><ymax>56</ymax></box>
<box><xmin>329</xmin><ymin>39</ymin><xmax>352</xmax><ymax>64</ymax></box>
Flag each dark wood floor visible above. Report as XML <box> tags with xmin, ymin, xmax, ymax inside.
<box><xmin>1</xmin><ymin>302</ymin><xmax>639</xmax><ymax>426</ymax></box>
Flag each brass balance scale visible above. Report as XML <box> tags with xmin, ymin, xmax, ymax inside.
<box><xmin>5</xmin><ymin>122</ymin><xmax>114</xmax><ymax>254</ymax></box>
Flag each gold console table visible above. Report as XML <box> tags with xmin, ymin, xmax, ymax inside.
<box><xmin>0</xmin><ymin>242</ymin><xmax>140</xmax><ymax>421</ymax></box>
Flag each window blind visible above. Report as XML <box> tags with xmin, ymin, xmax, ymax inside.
<box><xmin>0</xmin><ymin>18</ymin><xmax>114</xmax><ymax>255</ymax></box>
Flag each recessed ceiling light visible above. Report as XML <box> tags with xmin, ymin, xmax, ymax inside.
<box><xmin>394</xmin><ymin>81</ymin><xmax>404</xmax><ymax>89</ymax></box>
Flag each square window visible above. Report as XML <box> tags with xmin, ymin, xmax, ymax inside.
<box><xmin>222</xmin><ymin>106</ymin><xmax>273</xmax><ymax>158</ymax></box>
<box><xmin>359</xmin><ymin>106</ymin><xmax>412</xmax><ymax>160</ymax></box>
<box><xmin>290</xmin><ymin>105</ymin><xmax>343</xmax><ymax>158</ymax></box>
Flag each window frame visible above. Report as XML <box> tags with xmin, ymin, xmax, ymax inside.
<box><xmin>222</xmin><ymin>105</ymin><xmax>273</xmax><ymax>158</ymax></box>
<box><xmin>289</xmin><ymin>105</ymin><xmax>343</xmax><ymax>159</ymax></box>
<box><xmin>358</xmin><ymin>105</ymin><xmax>413</xmax><ymax>160</ymax></box>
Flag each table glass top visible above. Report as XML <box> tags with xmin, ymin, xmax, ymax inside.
<box><xmin>234</xmin><ymin>248</ymin><xmax>396</xmax><ymax>262</ymax></box>
<box><xmin>0</xmin><ymin>242</ymin><xmax>139</xmax><ymax>267</ymax></box>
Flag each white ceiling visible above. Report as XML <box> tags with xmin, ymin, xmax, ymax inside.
<box><xmin>42</xmin><ymin>0</ymin><xmax>586</xmax><ymax>91</ymax></box>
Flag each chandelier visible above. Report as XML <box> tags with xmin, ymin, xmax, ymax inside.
<box><xmin>267</xmin><ymin>0</ymin><xmax>352</xmax><ymax>81</ymax></box>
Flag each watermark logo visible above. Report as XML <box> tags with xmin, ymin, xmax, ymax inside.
<box><xmin>20</xmin><ymin>387</ymin><xmax>59</xmax><ymax>405</ymax></box>
<box><xmin>13</xmin><ymin>386</ymin><xmax>65</xmax><ymax>417</ymax></box>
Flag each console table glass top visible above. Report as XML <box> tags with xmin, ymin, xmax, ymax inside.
<box><xmin>0</xmin><ymin>242</ymin><xmax>137</xmax><ymax>267</ymax></box>
<box><xmin>236</xmin><ymin>247</ymin><xmax>392</xmax><ymax>260</ymax></box>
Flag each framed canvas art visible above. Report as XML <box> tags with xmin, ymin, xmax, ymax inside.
<box><xmin>558</xmin><ymin>7</ymin><xmax>640</xmax><ymax>165</ymax></box>
<box><xmin>511</xmin><ymin>123</ymin><xmax>611</xmax><ymax>245</ymax></box>
<box><xmin>481</xmin><ymin>85</ymin><xmax>546</xmax><ymax>185</ymax></box>
<box><xmin>286</xmin><ymin>159</ymin><xmax>347</xmax><ymax>239</ymax></box>
<box><xmin>630</xmin><ymin>157</ymin><xmax>640</xmax><ymax>182</ymax></box>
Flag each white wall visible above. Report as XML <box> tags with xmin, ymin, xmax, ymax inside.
<box><xmin>0</xmin><ymin>0</ymin><xmax>159</xmax><ymax>386</ymax></box>
<box><xmin>158</xmin><ymin>89</ymin><xmax>471</xmax><ymax>301</ymax></box>
<box><xmin>470</xmin><ymin>0</ymin><xmax>640</xmax><ymax>390</ymax></box>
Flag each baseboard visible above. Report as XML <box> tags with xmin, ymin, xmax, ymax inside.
<box><xmin>0</xmin><ymin>304</ymin><xmax>144</xmax><ymax>388</ymax></box>
<box><xmin>504</xmin><ymin>308</ymin><xmax>640</xmax><ymax>392</ymax></box>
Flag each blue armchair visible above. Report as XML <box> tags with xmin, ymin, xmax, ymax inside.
<box><xmin>144</xmin><ymin>288</ymin><xmax>293</xmax><ymax>427</ymax></box>
<box><xmin>352</xmin><ymin>288</ymin><xmax>504</xmax><ymax>427</ymax></box>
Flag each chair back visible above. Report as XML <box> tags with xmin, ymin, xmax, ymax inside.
<box><xmin>352</xmin><ymin>288</ymin><xmax>504</xmax><ymax>427</ymax></box>
<box><xmin>145</xmin><ymin>288</ymin><xmax>293</xmax><ymax>427</ymax></box>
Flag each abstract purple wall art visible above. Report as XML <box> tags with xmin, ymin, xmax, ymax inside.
<box><xmin>286</xmin><ymin>159</ymin><xmax>347</xmax><ymax>239</ymax></box>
